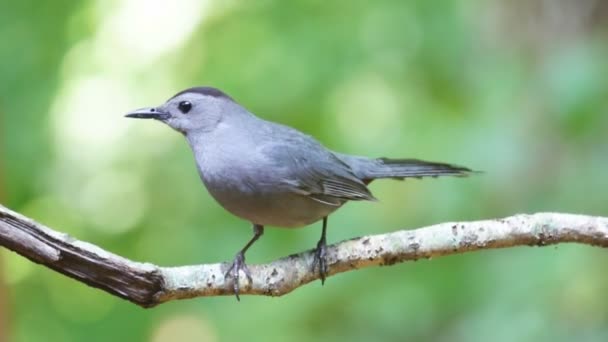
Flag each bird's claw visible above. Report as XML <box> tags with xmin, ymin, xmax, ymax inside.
<box><xmin>312</xmin><ymin>238</ymin><xmax>328</xmax><ymax>284</ymax></box>
<box><xmin>225</xmin><ymin>252</ymin><xmax>252</xmax><ymax>300</ymax></box>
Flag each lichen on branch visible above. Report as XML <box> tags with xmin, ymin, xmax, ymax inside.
<box><xmin>0</xmin><ymin>204</ymin><xmax>606</xmax><ymax>307</ymax></box>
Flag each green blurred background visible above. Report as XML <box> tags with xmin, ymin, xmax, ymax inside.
<box><xmin>1</xmin><ymin>0</ymin><xmax>608</xmax><ymax>341</ymax></box>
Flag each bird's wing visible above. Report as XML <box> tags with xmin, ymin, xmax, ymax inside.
<box><xmin>259</xmin><ymin>128</ymin><xmax>376</xmax><ymax>203</ymax></box>
<box><xmin>286</xmin><ymin>167</ymin><xmax>376</xmax><ymax>202</ymax></box>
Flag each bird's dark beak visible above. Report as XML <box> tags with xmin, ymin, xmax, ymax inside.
<box><xmin>124</xmin><ymin>107</ymin><xmax>171</xmax><ymax>120</ymax></box>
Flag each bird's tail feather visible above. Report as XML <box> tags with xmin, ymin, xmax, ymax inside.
<box><xmin>334</xmin><ymin>153</ymin><xmax>476</xmax><ymax>182</ymax></box>
<box><xmin>359</xmin><ymin>158</ymin><xmax>475</xmax><ymax>183</ymax></box>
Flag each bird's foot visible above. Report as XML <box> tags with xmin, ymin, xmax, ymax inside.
<box><xmin>312</xmin><ymin>237</ymin><xmax>328</xmax><ymax>284</ymax></box>
<box><xmin>225</xmin><ymin>251</ymin><xmax>252</xmax><ymax>301</ymax></box>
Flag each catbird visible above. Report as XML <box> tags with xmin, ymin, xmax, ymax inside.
<box><xmin>125</xmin><ymin>86</ymin><xmax>473</xmax><ymax>299</ymax></box>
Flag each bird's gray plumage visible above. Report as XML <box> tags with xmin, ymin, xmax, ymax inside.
<box><xmin>125</xmin><ymin>86</ymin><xmax>474</xmax><ymax>297</ymax></box>
<box><xmin>127</xmin><ymin>86</ymin><xmax>472</xmax><ymax>227</ymax></box>
<box><xmin>182</xmin><ymin>104</ymin><xmax>376</xmax><ymax>227</ymax></box>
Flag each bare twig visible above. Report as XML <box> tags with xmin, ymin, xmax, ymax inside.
<box><xmin>0</xmin><ymin>204</ymin><xmax>607</xmax><ymax>308</ymax></box>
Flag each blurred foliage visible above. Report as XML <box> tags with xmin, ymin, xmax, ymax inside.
<box><xmin>1</xmin><ymin>0</ymin><xmax>608</xmax><ymax>341</ymax></box>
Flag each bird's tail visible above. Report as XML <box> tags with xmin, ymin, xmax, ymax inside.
<box><xmin>337</xmin><ymin>154</ymin><xmax>475</xmax><ymax>183</ymax></box>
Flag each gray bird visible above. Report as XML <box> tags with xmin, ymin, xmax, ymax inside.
<box><xmin>125</xmin><ymin>86</ymin><xmax>473</xmax><ymax>299</ymax></box>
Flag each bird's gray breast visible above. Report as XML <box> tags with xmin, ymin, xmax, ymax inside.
<box><xmin>187</xmin><ymin>127</ymin><xmax>340</xmax><ymax>227</ymax></box>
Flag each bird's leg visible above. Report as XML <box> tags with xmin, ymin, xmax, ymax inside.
<box><xmin>225</xmin><ymin>224</ymin><xmax>264</xmax><ymax>300</ymax></box>
<box><xmin>312</xmin><ymin>217</ymin><xmax>328</xmax><ymax>284</ymax></box>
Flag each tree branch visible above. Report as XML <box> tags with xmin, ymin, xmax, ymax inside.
<box><xmin>0</xmin><ymin>204</ymin><xmax>607</xmax><ymax>308</ymax></box>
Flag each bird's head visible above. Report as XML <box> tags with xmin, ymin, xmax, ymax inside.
<box><xmin>125</xmin><ymin>86</ymin><xmax>239</xmax><ymax>134</ymax></box>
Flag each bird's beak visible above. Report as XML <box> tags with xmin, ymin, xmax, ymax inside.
<box><xmin>124</xmin><ymin>107</ymin><xmax>171</xmax><ymax>120</ymax></box>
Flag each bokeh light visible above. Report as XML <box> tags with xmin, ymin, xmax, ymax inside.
<box><xmin>1</xmin><ymin>1</ymin><xmax>608</xmax><ymax>341</ymax></box>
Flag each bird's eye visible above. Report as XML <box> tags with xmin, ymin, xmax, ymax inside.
<box><xmin>178</xmin><ymin>101</ymin><xmax>192</xmax><ymax>114</ymax></box>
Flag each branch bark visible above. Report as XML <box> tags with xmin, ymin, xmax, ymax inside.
<box><xmin>0</xmin><ymin>203</ymin><xmax>607</xmax><ymax>308</ymax></box>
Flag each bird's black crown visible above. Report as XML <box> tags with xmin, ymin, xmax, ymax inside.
<box><xmin>170</xmin><ymin>86</ymin><xmax>234</xmax><ymax>102</ymax></box>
